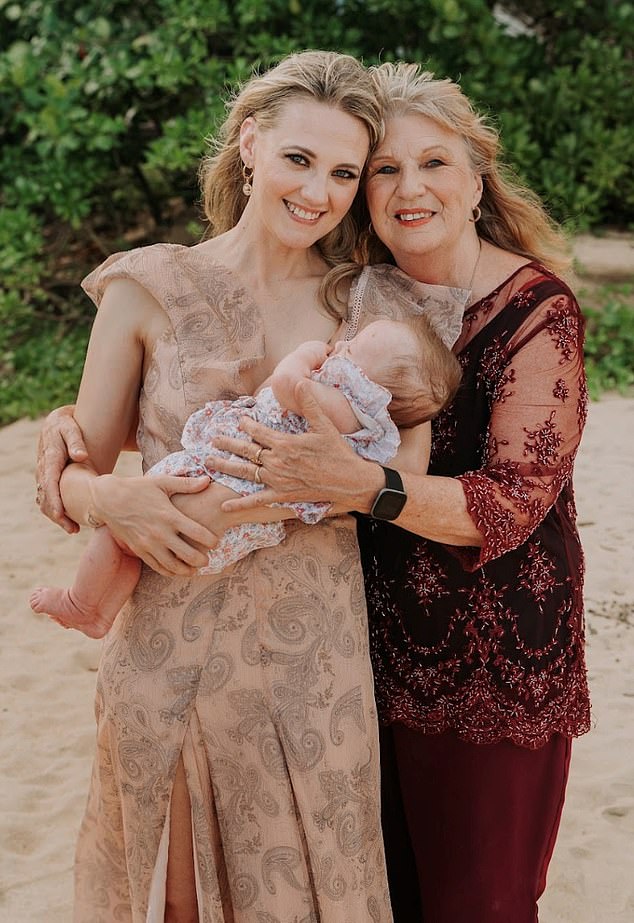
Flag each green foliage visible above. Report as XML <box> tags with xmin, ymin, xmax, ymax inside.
<box><xmin>0</xmin><ymin>322</ymin><xmax>89</xmax><ymax>425</ymax></box>
<box><xmin>2</xmin><ymin>0</ymin><xmax>631</xmax><ymax>235</ymax></box>
<box><xmin>1</xmin><ymin>0</ymin><xmax>633</xmax><ymax>424</ymax></box>
<box><xmin>581</xmin><ymin>285</ymin><xmax>634</xmax><ymax>400</ymax></box>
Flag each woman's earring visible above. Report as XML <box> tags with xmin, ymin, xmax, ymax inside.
<box><xmin>242</xmin><ymin>164</ymin><xmax>253</xmax><ymax>197</ymax></box>
<box><xmin>469</xmin><ymin>205</ymin><xmax>482</xmax><ymax>223</ymax></box>
<box><xmin>368</xmin><ymin>222</ymin><xmax>375</xmax><ymax>235</ymax></box>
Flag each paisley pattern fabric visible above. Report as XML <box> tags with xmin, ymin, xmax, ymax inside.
<box><xmin>359</xmin><ymin>263</ymin><xmax>591</xmax><ymax>749</ymax></box>
<box><xmin>75</xmin><ymin>244</ymin><xmax>396</xmax><ymax>922</ymax></box>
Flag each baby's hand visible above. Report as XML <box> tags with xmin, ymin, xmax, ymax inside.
<box><xmin>268</xmin><ymin>340</ymin><xmax>332</xmax><ymax>414</ymax></box>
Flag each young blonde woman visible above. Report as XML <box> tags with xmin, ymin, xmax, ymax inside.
<box><xmin>33</xmin><ymin>52</ymin><xmax>468</xmax><ymax>922</ymax></box>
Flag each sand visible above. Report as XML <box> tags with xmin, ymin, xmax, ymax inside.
<box><xmin>0</xmin><ymin>399</ymin><xmax>632</xmax><ymax>922</ymax></box>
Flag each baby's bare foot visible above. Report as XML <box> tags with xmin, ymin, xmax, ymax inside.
<box><xmin>29</xmin><ymin>587</ymin><xmax>111</xmax><ymax>639</ymax></box>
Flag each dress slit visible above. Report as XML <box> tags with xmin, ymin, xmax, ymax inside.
<box><xmin>146</xmin><ymin>804</ymin><xmax>171</xmax><ymax>922</ymax></box>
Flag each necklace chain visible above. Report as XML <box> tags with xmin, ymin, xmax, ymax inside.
<box><xmin>466</xmin><ymin>238</ymin><xmax>483</xmax><ymax>305</ymax></box>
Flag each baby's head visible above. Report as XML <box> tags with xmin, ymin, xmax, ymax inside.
<box><xmin>335</xmin><ymin>317</ymin><xmax>462</xmax><ymax>426</ymax></box>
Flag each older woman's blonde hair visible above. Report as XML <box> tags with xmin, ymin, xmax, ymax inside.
<box><xmin>356</xmin><ymin>62</ymin><xmax>571</xmax><ymax>276</ymax></box>
<box><xmin>199</xmin><ymin>51</ymin><xmax>383</xmax><ymax>317</ymax></box>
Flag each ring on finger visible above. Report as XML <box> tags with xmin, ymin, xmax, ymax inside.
<box><xmin>254</xmin><ymin>464</ymin><xmax>262</xmax><ymax>485</ymax></box>
<box><xmin>254</xmin><ymin>446</ymin><xmax>265</xmax><ymax>466</ymax></box>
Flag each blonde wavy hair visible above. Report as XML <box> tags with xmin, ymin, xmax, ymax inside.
<box><xmin>382</xmin><ymin>315</ymin><xmax>462</xmax><ymax>427</ymax></box>
<box><xmin>199</xmin><ymin>51</ymin><xmax>383</xmax><ymax>317</ymax></box>
<box><xmin>353</xmin><ymin>62</ymin><xmax>571</xmax><ymax>277</ymax></box>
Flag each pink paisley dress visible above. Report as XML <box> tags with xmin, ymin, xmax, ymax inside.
<box><xmin>74</xmin><ymin>243</ymin><xmax>466</xmax><ymax>922</ymax></box>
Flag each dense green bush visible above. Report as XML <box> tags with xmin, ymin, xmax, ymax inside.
<box><xmin>582</xmin><ymin>285</ymin><xmax>634</xmax><ymax>400</ymax></box>
<box><xmin>1</xmin><ymin>0</ymin><xmax>632</xmax><ymax>424</ymax></box>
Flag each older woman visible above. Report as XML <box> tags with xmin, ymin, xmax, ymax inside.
<box><xmin>37</xmin><ymin>63</ymin><xmax>590</xmax><ymax>921</ymax></box>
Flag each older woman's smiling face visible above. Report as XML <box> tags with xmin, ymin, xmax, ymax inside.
<box><xmin>365</xmin><ymin>113</ymin><xmax>482</xmax><ymax>273</ymax></box>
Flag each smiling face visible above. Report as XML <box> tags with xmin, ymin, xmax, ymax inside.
<box><xmin>365</xmin><ymin>113</ymin><xmax>483</xmax><ymax>277</ymax></box>
<box><xmin>239</xmin><ymin>98</ymin><xmax>371</xmax><ymax>252</ymax></box>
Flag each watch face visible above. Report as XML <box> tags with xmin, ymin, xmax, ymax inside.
<box><xmin>371</xmin><ymin>488</ymin><xmax>407</xmax><ymax>521</ymax></box>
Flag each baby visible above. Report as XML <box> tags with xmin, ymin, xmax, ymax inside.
<box><xmin>30</xmin><ymin>316</ymin><xmax>461</xmax><ymax>638</ymax></box>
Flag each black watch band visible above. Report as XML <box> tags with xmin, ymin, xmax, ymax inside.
<box><xmin>369</xmin><ymin>466</ymin><xmax>407</xmax><ymax>521</ymax></box>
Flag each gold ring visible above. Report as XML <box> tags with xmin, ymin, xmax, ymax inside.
<box><xmin>254</xmin><ymin>465</ymin><xmax>262</xmax><ymax>485</ymax></box>
<box><xmin>254</xmin><ymin>446</ymin><xmax>265</xmax><ymax>466</ymax></box>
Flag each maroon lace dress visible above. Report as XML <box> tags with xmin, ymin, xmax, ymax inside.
<box><xmin>358</xmin><ymin>263</ymin><xmax>591</xmax><ymax>748</ymax></box>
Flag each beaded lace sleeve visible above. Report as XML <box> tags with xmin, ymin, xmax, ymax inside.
<box><xmin>454</xmin><ymin>289</ymin><xmax>587</xmax><ymax>570</ymax></box>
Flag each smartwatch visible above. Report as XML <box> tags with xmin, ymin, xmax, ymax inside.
<box><xmin>369</xmin><ymin>466</ymin><xmax>407</xmax><ymax>521</ymax></box>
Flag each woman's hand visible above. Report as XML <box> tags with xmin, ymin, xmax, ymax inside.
<box><xmin>206</xmin><ymin>380</ymin><xmax>384</xmax><ymax>515</ymax></box>
<box><xmin>36</xmin><ymin>405</ymin><xmax>87</xmax><ymax>533</ymax></box>
<box><xmin>91</xmin><ymin>473</ymin><xmax>219</xmax><ymax>576</ymax></box>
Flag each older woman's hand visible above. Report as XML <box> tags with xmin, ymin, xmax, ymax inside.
<box><xmin>205</xmin><ymin>380</ymin><xmax>381</xmax><ymax>514</ymax></box>
<box><xmin>36</xmin><ymin>405</ymin><xmax>87</xmax><ymax>533</ymax></box>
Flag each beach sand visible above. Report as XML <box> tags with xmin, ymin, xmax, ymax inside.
<box><xmin>1</xmin><ymin>400</ymin><xmax>632</xmax><ymax>921</ymax></box>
